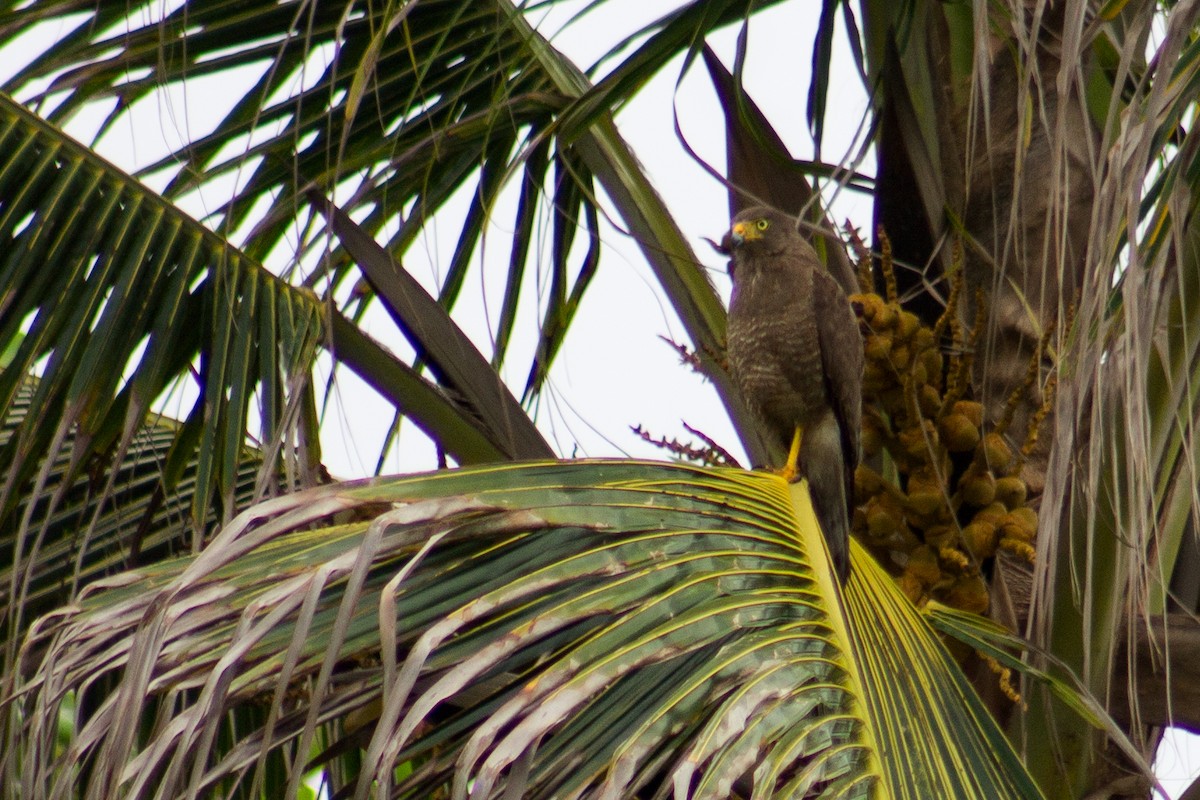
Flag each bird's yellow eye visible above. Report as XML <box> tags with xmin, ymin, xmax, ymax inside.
<box><xmin>755</xmin><ymin>219</ymin><xmax>770</xmax><ymax>231</ymax></box>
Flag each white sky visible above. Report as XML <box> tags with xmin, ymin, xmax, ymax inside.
<box><xmin>0</xmin><ymin>0</ymin><xmax>1196</xmax><ymax>794</ymax></box>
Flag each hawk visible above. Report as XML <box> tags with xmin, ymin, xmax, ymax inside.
<box><xmin>722</xmin><ymin>206</ymin><xmax>863</xmax><ymax>581</ymax></box>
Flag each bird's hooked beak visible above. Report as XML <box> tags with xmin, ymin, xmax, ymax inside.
<box><xmin>709</xmin><ymin>220</ymin><xmax>760</xmax><ymax>257</ymax></box>
<box><xmin>731</xmin><ymin>221</ymin><xmax>748</xmax><ymax>245</ymax></box>
<box><xmin>729</xmin><ymin>220</ymin><xmax>762</xmax><ymax>247</ymax></box>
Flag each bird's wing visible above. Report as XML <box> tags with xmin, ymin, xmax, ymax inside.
<box><xmin>812</xmin><ymin>270</ymin><xmax>864</xmax><ymax>466</ymax></box>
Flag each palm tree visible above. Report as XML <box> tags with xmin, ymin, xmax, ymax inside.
<box><xmin>1</xmin><ymin>0</ymin><xmax>1197</xmax><ymax>797</ymax></box>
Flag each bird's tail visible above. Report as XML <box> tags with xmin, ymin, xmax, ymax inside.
<box><xmin>800</xmin><ymin>412</ymin><xmax>851</xmax><ymax>582</ymax></box>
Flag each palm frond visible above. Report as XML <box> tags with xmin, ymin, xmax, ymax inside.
<box><xmin>0</xmin><ymin>85</ymin><xmax>551</xmax><ymax>683</ymax></box>
<box><xmin>1027</xmin><ymin>2</ymin><xmax>1200</xmax><ymax>785</ymax></box>
<box><xmin>311</xmin><ymin>192</ymin><xmax>551</xmax><ymax>461</ymax></box>
<box><xmin>0</xmin><ymin>0</ymin><xmax>771</xmax><ymax>450</ymax></box>
<box><xmin>0</xmin><ymin>92</ymin><xmax>326</xmax><ymax>654</ymax></box>
<box><xmin>8</xmin><ymin>460</ymin><xmax>1045</xmax><ymax>799</ymax></box>
<box><xmin>0</xmin><ymin>376</ymin><xmax>266</xmax><ymax>639</ymax></box>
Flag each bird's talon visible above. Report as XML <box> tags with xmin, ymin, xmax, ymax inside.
<box><xmin>785</xmin><ymin>425</ymin><xmax>803</xmax><ymax>476</ymax></box>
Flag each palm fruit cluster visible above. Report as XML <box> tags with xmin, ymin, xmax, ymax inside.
<box><xmin>848</xmin><ymin>236</ymin><xmax>1047</xmax><ymax>613</ymax></box>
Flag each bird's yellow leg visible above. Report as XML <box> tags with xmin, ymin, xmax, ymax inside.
<box><xmin>778</xmin><ymin>424</ymin><xmax>803</xmax><ymax>483</ymax></box>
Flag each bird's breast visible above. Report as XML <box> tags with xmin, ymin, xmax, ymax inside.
<box><xmin>727</xmin><ymin>305</ymin><xmax>826</xmax><ymax>427</ymax></box>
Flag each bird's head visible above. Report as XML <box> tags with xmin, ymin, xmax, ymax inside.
<box><xmin>723</xmin><ymin>207</ymin><xmax>801</xmax><ymax>280</ymax></box>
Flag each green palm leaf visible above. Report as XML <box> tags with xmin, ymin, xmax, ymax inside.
<box><xmin>0</xmin><ymin>90</ymin><xmax>324</xmax><ymax>528</ymax></box>
<box><xmin>0</xmin><ymin>376</ymin><xmax>268</xmax><ymax>641</ymax></box>
<box><xmin>0</xmin><ymin>89</ymin><xmax>535</xmax><ymax>680</ymax></box>
<box><xmin>0</xmin><ymin>0</ymin><xmax>773</xmax><ymax>449</ymax></box>
<box><xmin>10</xmin><ymin>460</ymin><xmax>1044</xmax><ymax>799</ymax></box>
<box><xmin>0</xmin><ymin>92</ymin><xmax>326</xmax><ymax>647</ymax></box>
